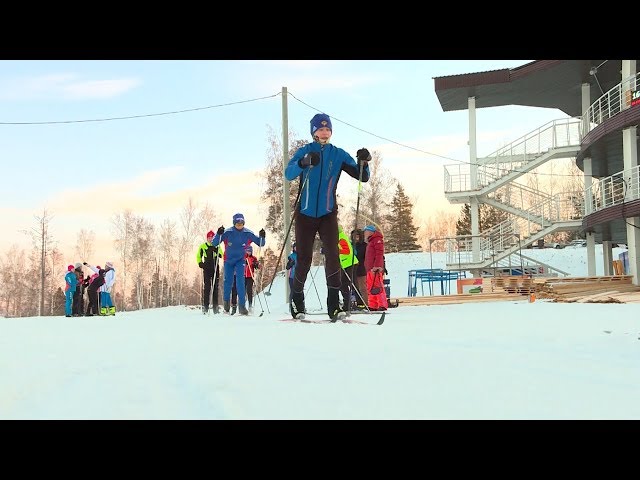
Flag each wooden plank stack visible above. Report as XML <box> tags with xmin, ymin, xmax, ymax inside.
<box><xmin>491</xmin><ymin>276</ymin><xmax>535</xmax><ymax>295</ymax></box>
<box><xmin>532</xmin><ymin>275</ymin><xmax>640</xmax><ymax>303</ymax></box>
<box><xmin>392</xmin><ymin>275</ymin><xmax>640</xmax><ymax>305</ymax></box>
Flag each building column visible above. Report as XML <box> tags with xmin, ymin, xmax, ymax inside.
<box><xmin>581</xmin><ymin>82</ymin><xmax>597</xmax><ymax>276</ymax></box>
<box><xmin>622</xmin><ymin>60</ymin><xmax>637</xmax><ymax>111</ymax></box>
<box><xmin>602</xmin><ymin>241</ymin><xmax>614</xmax><ymax>275</ymax></box>
<box><xmin>623</xmin><ymin>123</ymin><xmax>639</xmax><ymax>284</ymax></box>
<box><xmin>584</xmin><ymin>158</ymin><xmax>597</xmax><ymax>276</ymax></box>
<box><xmin>586</xmin><ymin>231</ymin><xmax>597</xmax><ymax>275</ymax></box>
<box><xmin>468</xmin><ymin>96</ymin><xmax>480</xmax><ymax>267</ymax></box>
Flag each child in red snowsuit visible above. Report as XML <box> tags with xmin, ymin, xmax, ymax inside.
<box><xmin>363</xmin><ymin>225</ymin><xmax>388</xmax><ymax>311</ymax></box>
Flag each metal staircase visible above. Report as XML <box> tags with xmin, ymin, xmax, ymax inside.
<box><xmin>445</xmin><ymin>118</ymin><xmax>582</xmax><ymax>199</ymax></box>
<box><xmin>442</xmin><ymin>118</ymin><xmax>583</xmax><ymax>274</ymax></box>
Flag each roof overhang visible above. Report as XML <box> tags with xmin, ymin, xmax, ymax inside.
<box><xmin>434</xmin><ymin>60</ymin><xmax>628</xmax><ymax>117</ymax></box>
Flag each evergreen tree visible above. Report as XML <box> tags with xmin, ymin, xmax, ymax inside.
<box><xmin>455</xmin><ymin>204</ymin><xmax>473</xmax><ymax>236</ymax></box>
<box><xmin>384</xmin><ymin>184</ymin><xmax>421</xmax><ymax>252</ymax></box>
<box><xmin>456</xmin><ymin>198</ymin><xmax>511</xmax><ymax>236</ymax></box>
<box><xmin>482</xmin><ymin>193</ymin><xmax>511</xmax><ymax>230</ymax></box>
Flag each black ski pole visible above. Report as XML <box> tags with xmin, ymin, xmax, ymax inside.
<box><xmin>347</xmin><ymin>157</ymin><xmax>366</xmax><ymax>315</ymax></box>
<box><xmin>255</xmin><ymin>244</ymin><xmax>270</xmax><ymax>313</ymax></box>
<box><xmin>210</xmin><ymin>248</ymin><xmax>220</xmax><ymax>314</ymax></box>
<box><xmin>305</xmin><ymin>261</ymin><xmax>323</xmax><ymax>309</ymax></box>
<box><xmin>264</xmin><ymin>168</ymin><xmax>311</xmax><ymax>296</ymax></box>
<box><xmin>342</xmin><ymin>266</ymin><xmax>370</xmax><ymax>312</ymax></box>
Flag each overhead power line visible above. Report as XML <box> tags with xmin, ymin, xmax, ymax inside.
<box><xmin>0</xmin><ymin>86</ymin><xmax>586</xmax><ymax>179</ymax></box>
<box><xmin>287</xmin><ymin>91</ymin><xmax>585</xmax><ymax>178</ymax></box>
<box><xmin>0</xmin><ymin>92</ymin><xmax>282</xmax><ymax>125</ymax></box>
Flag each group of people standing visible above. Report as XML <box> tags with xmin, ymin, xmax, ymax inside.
<box><xmin>64</xmin><ymin>261</ymin><xmax>116</xmax><ymax>317</ymax></box>
<box><xmin>340</xmin><ymin>224</ymin><xmax>388</xmax><ymax>312</ymax></box>
<box><xmin>196</xmin><ymin>212</ymin><xmax>266</xmax><ymax>316</ymax></box>
<box><xmin>286</xmin><ymin>223</ymin><xmax>388</xmax><ymax>314</ymax></box>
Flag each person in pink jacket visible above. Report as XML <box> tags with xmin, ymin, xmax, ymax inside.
<box><xmin>363</xmin><ymin>225</ymin><xmax>388</xmax><ymax>311</ymax></box>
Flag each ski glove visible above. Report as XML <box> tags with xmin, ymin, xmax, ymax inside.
<box><xmin>356</xmin><ymin>148</ymin><xmax>372</xmax><ymax>163</ymax></box>
<box><xmin>299</xmin><ymin>152</ymin><xmax>320</xmax><ymax>168</ymax></box>
<box><xmin>286</xmin><ymin>258</ymin><xmax>294</xmax><ymax>270</ymax></box>
<box><xmin>217</xmin><ymin>226</ymin><xmax>224</xmax><ymax>235</ymax></box>
<box><xmin>252</xmin><ymin>260</ymin><xmax>259</xmax><ymax>270</ymax></box>
<box><xmin>198</xmin><ymin>262</ymin><xmax>204</xmax><ymax>269</ymax></box>
<box><xmin>259</xmin><ymin>228</ymin><xmax>266</xmax><ymax>238</ymax></box>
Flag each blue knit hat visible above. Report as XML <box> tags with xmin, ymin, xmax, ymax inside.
<box><xmin>233</xmin><ymin>213</ymin><xmax>245</xmax><ymax>224</ymax></box>
<box><xmin>310</xmin><ymin>113</ymin><xmax>332</xmax><ymax>137</ymax></box>
<box><xmin>363</xmin><ymin>225</ymin><xmax>376</xmax><ymax>232</ymax></box>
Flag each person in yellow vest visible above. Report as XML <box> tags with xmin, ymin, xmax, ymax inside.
<box><xmin>196</xmin><ymin>230</ymin><xmax>222</xmax><ymax>314</ymax></box>
<box><xmin>337</xmin><ymin>225</ymin><xmax>359</xmax><ymax>311</ymax></box>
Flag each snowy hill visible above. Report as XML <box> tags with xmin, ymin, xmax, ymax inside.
<box><xmin>1</xmin><ymin>244</ymin><xmax>639</xmax><ymax>420</ymax></box>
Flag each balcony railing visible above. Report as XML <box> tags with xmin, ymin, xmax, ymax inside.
<box><xmin>584</xmin><ymin>164</ymin><xmax>640</xmax><ymax>215</ymax></box>
<box><xmin>444</xmin><ymin>118</ymin><xmax>582</xmax><ymax>193</ymax></box>
<box><xmin>582</xmin><ymin>72</ymin><xmax>640</xmax><ymax>137</ymax></box>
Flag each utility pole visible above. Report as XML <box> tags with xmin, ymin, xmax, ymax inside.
<box><xmin>282</xmin><ymin>87</ymin><xmax>291</xmax><ymax>303</ymax></box>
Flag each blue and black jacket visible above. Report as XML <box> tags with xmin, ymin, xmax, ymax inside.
<box><xmin>213</xmin><ymin>227</ymin><xmax>265</xmax><ymax>266</ymax></box>
<box><xmin>285</xmin><ymin>142</ymin><xmax>370</xmax><ymax>218</ymax></box>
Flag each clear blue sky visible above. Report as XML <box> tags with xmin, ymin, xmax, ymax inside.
<box><xmin>0</xmin><ymin>60</ymin><xmax>569</xmax><ymax>261</ymax></box>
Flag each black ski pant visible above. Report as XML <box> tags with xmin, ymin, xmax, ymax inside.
<box><xmin>340</xmin><ymin>265</ymin><xmax>356</xmax><ymax>307</ymax></box>
<box><xmin>245</xmin><ymin>277</ymin><xmax>254</xmax><ymax>306</ymax></box>
<box><xmin>72</xmin><ymin>288</ymin><xmax>84</xmax><ymax>315</ymax></box>
<box><xmin>202</xmin><ymin>267</ymin><xmax>220</xmax><ymax>307</ymax></box>
<box><xmin>86</xmin><ymin>288</ymin><xmax>99</xmax><ymax>315</ymax></box>
<box><xmin>293</xmin><ymin>210</ymin><xmax>341</xmax><ymax>293</ymax></box>
<box><xmin>231</xmin><ymin>277</ymin><xmax>254</xmax><ymax>306</ymax></box>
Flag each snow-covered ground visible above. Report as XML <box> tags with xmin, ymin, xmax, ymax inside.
<box><xmin>1</xmin><ymin>245</ymin><xmax>638</xmax><ymax>420</ymax></box>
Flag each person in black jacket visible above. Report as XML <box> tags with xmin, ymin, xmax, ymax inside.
<box><xmin>72</xmin><ymin>263</ymin><xmax>86</xmax><ymax>316</ymax></box>
<box><xmin>86</xmin><ymin>269</ymin><xmax>106</xmax><ymax>317</ymax></box>
<box><xmin>351</xmin><ymin>228</ymin><xmax>368</xmax><ymax>309</ymax></box>
<box><xmin>196</xmin><ymin>230</ymin><xmax>221</xmax><ymax>314</ymax></box>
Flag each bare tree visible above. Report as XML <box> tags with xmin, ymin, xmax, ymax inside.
<box><xmin>176</xmin><ymin>198</ymin><xmax>198</xmax><ymax>305</ymax></box>
<box><xmin>112</xmin><ymin>209</ymin><xmax>135</xmax><ymax>311</ymax></box>
<box><xmin>356</xmin><ymin>151</ymin><xmax>396</xmax><ymax>233</ymax></box>
<box><xmin>0</xmin><ymin>245</ymin><xmax>25</xmax><ymax>316</ymax></box>
<box><xmin>130</xmin><ymin>216</ymin><xmax>155</xmax><ymax>310</ymax></box>
<box><xmin>176</xmin><ymin>198</ymin><xmax>219</xmax><ymax>305</ymax></box>
<box><xmin>74</xmin><ymin>229</ymin><xmax>95</xmax><ymax>264</ymax></box>
<box><xmin>48</xmin><ymin>248</ymin><xmax>63</xmax><ymax>315</ymax></box>
<box><xmin>261</xmin><ymin>125</ymin><xmax>306</xmax><ymax>250</ymax></box>
<box><xmin>257</xmin><ymin>246</ymin><xmax>279</xmax><ymax>293</ymax></box>
<box><xmin>21</xmin><ymin>209</ymin><xmax>56</xmax><ymax>316</ymax></box>
<box><xmin>158</xmin><ymin>218</ymin><xmax>177</xmax><ymax>306</ymax></box>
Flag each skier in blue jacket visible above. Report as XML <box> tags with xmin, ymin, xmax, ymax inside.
<box><xmin>284</xmin><ymin>113</ymin><xmax>371</xmax><ymax>320</ymax></box>
<box><xmin>212</xmin><ymin>213</ymin><xmax>265</xmax><ymax>315</ymax></box>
